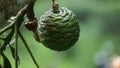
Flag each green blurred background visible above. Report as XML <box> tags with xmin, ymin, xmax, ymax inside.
<box><xmin>4</xmin><ymin>0</ymin><xmax>120</xmax><ymax>68</ymax></box>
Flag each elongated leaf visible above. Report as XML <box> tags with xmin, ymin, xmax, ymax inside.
<box><xmin>9</xmin><ymin>46</ymin><xmax>15</xmax><ymax>59</ymax></box>
<box><xmin>9</xmin><ymin>46</ymin><xmax>20</xmax><ymax>65</ymax></box>
<box><xmin>2</xmin><ymin>53</ymin><xmax>12</xmax><ymax>68</ymax></box>
<box><xmin>0</xmin><ymin>55</ymin><xmax>3</xmax><ymax>68</ymax></box>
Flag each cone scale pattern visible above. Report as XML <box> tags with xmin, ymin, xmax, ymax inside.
<box><xmin>38</xmin><ymin>7</ymin><xmax>80</xmax><ymax>51</ymax></box>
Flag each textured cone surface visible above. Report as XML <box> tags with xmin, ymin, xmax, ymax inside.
<box><xmin>38</xmin><ymin>7</ymin><xmax>80</xmax><ymax>51</ymax></box>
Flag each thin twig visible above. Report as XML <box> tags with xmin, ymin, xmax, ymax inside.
<box><xmin>0</xmin><ymin>4</ymin><xmax>27</xmax><ymax>54</ymax></box>
<box><xmin>0</xmin><ymin>27</ymin><xmax>15</xmax><ymax>54</ymax></box>
<box><xmin>18</xmin><ymin>31</ymin><xmax>39</xmax><ymax>68</ymax></box>
<box><xmin>52</xmin><ymin>0</ymin><xmax>59</xmax><ymax>13</ymax></box>
<box><xmin>6</xmin><ymin>39</ymin><xmax>15</xmax><ymax>47</ymax></box>
<box><xmin>52</xmin><ymin>0</ymin><xmax>56</xmax><ymax>2</ymax></box>
<box><xmin>0</xmin><ymin>37</ymin><xmax>5</xmax><ymax>40</ymax></box>
<box><xmin>15</xmin><ymin>24</ymin><xmax>18</xmax><ymax>68</ymax></box>
<box><xmin>0</xmin><ymin>22</ymin><xmax>14</xmax><ymax>35</ymax></box>
<box><xmin>0</xmin><ymin>0</ymin><xmax>39</xmax><ymax>68</ymax></box>
<box><xmin>26</xmin><ymin>0</ymin><xmax>36</xmax><ymax>21</ymax></box>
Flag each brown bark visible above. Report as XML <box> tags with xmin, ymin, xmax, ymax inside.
<box><xmin>0</xmin><ymin>0</ymin><xmax>30</xmax><ymax>28</ymax></box>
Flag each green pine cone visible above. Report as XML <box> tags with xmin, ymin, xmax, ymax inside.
<box><xmin>38</xmin><ymin>7</ymin><xmax>80</xmax><ymax>51</ymax></box>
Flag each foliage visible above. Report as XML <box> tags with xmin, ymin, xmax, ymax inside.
<box><xmin>1</xmin><ymin>0</ymin><xmax>120</xmax><ymax>68</ymax></box>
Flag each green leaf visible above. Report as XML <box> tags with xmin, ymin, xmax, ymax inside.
<box><xmin>9</xmin><ymin>46</ymin><xmax>20</xmax><ymax>64</ymax></box>
<box><xmin>2</xmin><ymin>53</ymin><xmax>12</xmax><ymax>68</ymax></box>
<box><xmin>9</xmin><ymin>46</ymin><xmax>15</xmax><ymax>59</ymax></box>
<box><xmin>0</xmin><ymin>54</ymin><xmax>3</xmax><ymax>68</ymax></box>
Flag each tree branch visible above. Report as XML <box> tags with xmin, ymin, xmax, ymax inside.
<box><xmin>0</xmin><ymin>22</ymin><xmax>14</xmax><ymax>35</ymax></box>
<box><xmin>18</xmin><ymin>31</ymin><xmax>39</xmax><ymax>68</ymax></box>
<box><xmin>0</xmin><ymin>0</ymin><xmax>39</xmax><ymax>68</ymax></box>
<box><xmin>0</xmin><ymin>28</ymin><xmax>14</xmax><ymax>54</ymax></box>
<box><xmin>0</xmin><ymin>0</ymin><xmax>30</xmax><ymax>28</ymax></box>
